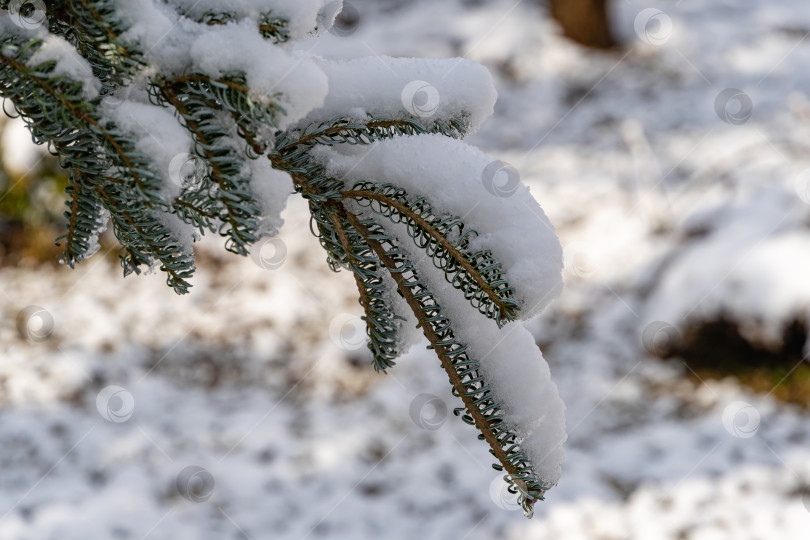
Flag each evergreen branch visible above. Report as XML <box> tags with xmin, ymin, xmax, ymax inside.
<box><xmin>157</xmin><ymin>79</ymin><xmax>262</xmax><ymax>254</ymax></box>
<box><xmin>234</xmin><ymin>117</ymin><xmax>268</xmax><ymax>158</ymax></box>
<box><xmin>45</xmin><ymin>6</ymin><xmax>118</xmax><ymax>94</ymax></box>
<box><xmin>94</xmin><ymin>184</ymin><xmax>195</xmax><ymax>294</ymax></box>
<box><xmin>1</xmin><ymin>33</ymin><xmax>193</xmax><ymax>283</ymax></box>
<box><xmin>62</xmin><ymin>0</ymin><xmax>144</xmax><ymax>83</ymax></box>
<box><xmin>269</xmin><ymin>148</ymin><xmax>345</xmax><ymax>203</ymax></box>
<box><xmin>1</xmin><ymin>33</ymin><xmax>112</xmax><ymax>264</ymax></box>
<box><xmin>258</xmin><ymin>12</ymin><xmax>290</xmax><ymax>43</ymax></box>
<box><xmin>268</xmin><ymin>114</ymin><xmax>470</xmax><ymax>205</ymax></box>
<box><xmin>342</xmin><ymin>207</ymin><xmax>549</xmax><ymax>517</ymax></box>
<box><xmin>195</xmin><ymin>10</ymin><xmax>237</xmax><ymax>26</ymax></box>
<box><xmin>195</xmin><ymin>10</ymin><xmax>290</xmax><ymax>43</ymax></box>
<box><xmin>157</xmin><ymin>73</ymin><xmax>284</xmax><ymax>156</ymax></box>
<box><xmin>2</xmin><ymin>4</ymin><xmax>563</xmax><ymax>514</ymax></box>
<box><xmin>323</xmin><ymin>205</ymin><xmax>402</xmax><ymax>371</ymax></box>
<box><xmin>56</xmin><ymin>167</ymin><xmax>107</xmax><ymax>266</ymax></box>
<box><xmin>344</xmin><ymin>183</ymin><xmax>520</xmax><ymax>326</ymax></box>
<box><xmin>172</xmin><ymin>199</ymin><xmax>218</xmax><ymax>221</ymax></box>
<box><xmin>0</xmin><ymin>35</ymin><xmax>94</xmax><ymax>146</ymax></box>
<box><xmin>272</xmin><ymin>158</ymin><xmax>404</xmax><ymax>370</ymax></box>
<box><xmin>0</xmin><ymin>37</ymin><xmax>163</xmax><ymax>202</ymax></box>
<box><xmin>275</xmin><ymin>115</ymin><xmax>468</xmax><ymax>153</ymax></box>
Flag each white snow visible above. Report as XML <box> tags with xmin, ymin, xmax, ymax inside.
<box><xmin>25</xmin><ymin>34</ymin><xmax>100</xmax><ymax>100</ymax></box>
<box><xmin>299</xmin><ymin>55</ymin><xmax>498</xmax><ymax>133</ymax></box>
<box><xmin>354</xmin><ymin>202</ymin><xmax>567</xmax><ymax>485</ymax></box>
<box><xmin>436</xmin><ymin>314</ymin><xmax>567</xmax><ymax>485</ymax></box>
<box><xmin>83</xmin><ymin>207</ymin><xmax>110</xmax><ymax>259</ymax></box>
<box><xmin>316</xmin><ymin>134</ymin><xmax>564</xmax><ymax>320</ymax></box>
<box><xmin>113</xmin><ymin>0</ymin><xmax>187</xmax><ymax>70</ymax></box>
<box><xmin>114</xmin><ymin>2</ymin><xmax>330</xmax><ymax>128</ymax></box>
<box><xmin>165</xmin><ymin>0</ymin><xmax>332</xmax><ymax>40</ymax></box>
<box><xmin>101</xmin><ymin>100</ymin><xmax>193</xmax><ymax>198</ymax></box>
<box><xmin>643</xmin><ymin>187</ymin><xmax>810</xmax><ymax>347</ymax></box>
<box><xmin>247</xmin><ymin>157</ymin><xmax>294</xmax><ymax>236</ymax></box>
<box><xmin>3</xmin><ymin>0</ymin><xmax>810</xmax><ymax>539</ymax></box>
<box><xmin>187</xmin><ymin>20</ymin><xmax>328</xmax><ymax>128</ymax></box>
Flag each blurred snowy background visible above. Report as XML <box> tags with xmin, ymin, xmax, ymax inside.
<box><xmin>3</xmin><ymin>0</ymin><xmax>810</xmax><ymax>538</ymax></box>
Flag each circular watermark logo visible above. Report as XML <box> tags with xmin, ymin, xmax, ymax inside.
<box><xmin>563</xmin><ymin>243</ymin><xmax>596</xmax><ymax>278</ymax></box>
<box><xmin>168</xmin><ymin>153</ymin><xmax>206</xmax><ymax>190</ymax></box>
<box><xmin>408</xmin><ymin>393</ymin><xmax>448</xmax><ymax>431</ymax></box>
<box><xmin>176</xmin><ymin>465</ymin><xmax>215</xmax><ymax>502</ymax></box>
<box><xmin>96</xmin><ymin>385</ymin><xmax>135</xmax><ymax>423</ymax></box>
<box><xmin>722</xmin><ymin>401</ymin><xmax>760</xmax><ymax>438</ymax></box>
<box><xmin>634</xmin><ymin>8</ymin><xmax>673</xmax><ymax>46</ymax></box>
<box><xmin>327</xmin><ymin>1</ymin><xmax>361</xmax><ymax>37</ymax></box>
<box><xmin>7</xmin><ymin>0</ymin><xmax>47</xmax><ymax>30</ymax></box>
<box><xmin>401</xmin><ymin>80</ymin><xmax>441</xmax><ymax>119</ymax></box>
<box><xmin>641</xmin><ymin>321</ymin><xmax>681</xmax><ymax>356</ymax></box>
<box><xmin>714</xmin><ymin>88</ymin><xmax>753</xmax><ymax>125</ymax></box>
<box><xmin>249</xmin><ymin>237</ymin><xmax>287</xmax><ymax>270</ymax></box>
<box><xmin>489</xmin><ymin>475</ymin><xmax>520</xmax><ymax>512</ymax></box>
<box><xmin>481</xmin><ymin>160</ymin><xmax>520</xmax><ymax>198</ymax></box>
<box><xmin>329</xmin><ymin>313</ymin><xmax>367</xmax><ymax>351</ymax></box>
<box><xmin>16</xmin><ymin>305</ymin><xmax>54</xmax><ymax>342</ymax></box>
<box><xmin>102</xmin><ymin>84</ymin><xmax>134</xmax><ymax>110</ymax></box>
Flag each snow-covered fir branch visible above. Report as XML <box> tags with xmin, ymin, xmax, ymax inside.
<box><xmin>0</xmin><ymin>0</ymin><xmax>565</xmax><ymax>516</ymax></box>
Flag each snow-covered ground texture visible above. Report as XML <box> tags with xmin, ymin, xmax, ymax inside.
<box><xmin>3</xmin><ymin>0</ymin><xmax>810</xmax><ymax>538</ymax></box>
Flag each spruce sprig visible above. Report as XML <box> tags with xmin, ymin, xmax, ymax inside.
<box><xmin>343</xmin><ymin>181</ymin><xmax>521</xmax><ymax>326</ymax></box>
<box><xmin>0</xmin><ymin>2</ymin><xmax>556</xmax><ymax>517</ymax></box>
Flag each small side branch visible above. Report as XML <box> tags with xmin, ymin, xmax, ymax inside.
<box><xmin>341</xmin><ymin>205</ymin><xmax>544</xmax><ymax>515</ymax></box>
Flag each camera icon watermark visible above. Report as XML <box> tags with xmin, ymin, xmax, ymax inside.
<box><xmin>329</xmin><ymin>313</ymin><xmax>367</xmax><ymax>351</ymax></box>
<box><xmin>634</xmin><ymin>8</ymin><xmax>673</xmax><ymax>46</ymax></box>
<box><xmin>168</xmin><ymin>152</ymin><xmax>207</xmax><ymax>191</ymax></box>
<box><xmin>96</xmin><ymin>385</ymin><xmax>135</xmax><ymax>423</ymax></box>
<box><xmin>722</xmin><ymin>401</ymin><xmax>760</xmax><ymax>438</ymax></box>
<box><xmin>401</xmin><ymin>80</ymin><xmax>441</xmax><ymax>119</ymax></box>
<box><xmin>249</xmin><ymin>237</ymin><xmax>287</xmax><ymax>270</ymax></box>
<box><xmin>325</xmin><ymin>1</ymin><xmax>361</xmax><ymax>37</ymax></box>
<box><xmin>481</xmin><ymin>160</ymin><xmax>520</xmax><ymax>198</ymax></box>
<box><xmin>176</xmin><ymin>465</ymin><xmax>215</xmax><ymax>502</ymax></box>
<box><xmin>16</xmin><ymin>305</ymin><xmax>54</xmax><ymax>342</ymax></box>
<box><xmin>563</xmin><ymin>242</ymin><xmax>597</xmax><ymax>279</ymax></box>
<box><xmin>489</xmin><ymin>475</ymin><xmax>521</xmax><ymax>512</ymax></box>
<box><xmin>641</xmin><ymin>321</ymin><xmax>681</xmax><ymax>357</ymax></box>
<box><xmin>408</xmin><ymin>393</ymin><xmax>448</xmax><ymax>431</ymax></box>
<box><xmin>714</xmin><ymin>88</ymin><xmax>753</xmax><ymax>125</ymax></box>
<box><xmin>7</xmin><ymin>0</ymin><xmax>46</xmax><ymax>30</ymax></box>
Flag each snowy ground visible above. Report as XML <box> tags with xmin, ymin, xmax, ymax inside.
<box><xmin>3</xmin><ymin>0</ymin><xmax>810</xmax><ymax>538</ymax></box>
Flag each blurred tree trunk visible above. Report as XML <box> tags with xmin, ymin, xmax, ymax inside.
<box><xmin>549</xmin><ymin>0</ymin><xmax>615</xmax><ymax>49</ymax></box>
